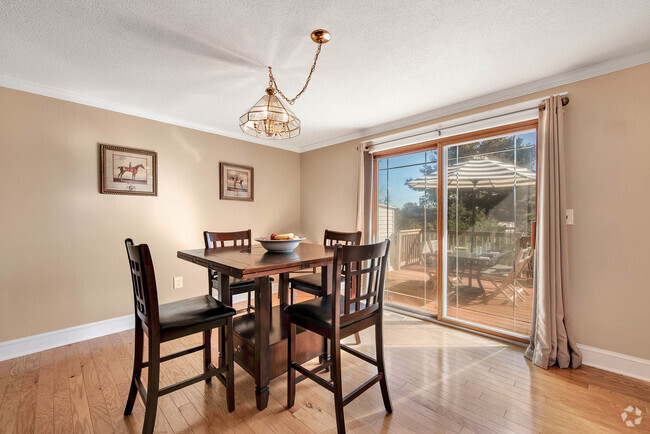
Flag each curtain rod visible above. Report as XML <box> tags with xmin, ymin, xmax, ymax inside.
<box><xmin>365</xmin><ymin>93</ymin><xmax>569</xmax><ymax>152</ymax></box>
<box><xmin>539</xmin><ymin>96</ymin><xmax>569</xmax><ymax>110</ymax></box>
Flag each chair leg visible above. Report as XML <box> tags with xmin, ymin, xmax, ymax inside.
<box><xmin>375</xmin><ymin>319</ymin><xmax>392</xmax><ymax>413</ymax></box>
<box><xmin>287</xmin><ymin>322</ymin><xmax>296</xmax><ymax>408</ymax></box>
<box><xmin>247</xmin><ymin>291</ymin><xmax>252</xmax><ymax>313</ymax></box>
<box><xmin>142</xmin><ymin>336</ymin><xmax>160</xmax><ymax>434</ymax></box>
<box><xmin>203</xmin><ymin>330</ymin><xmax>212</xmax><ymax>384</ymax></box>
<box><xmin>331</xmin><ymin>337</ymin><xmax>346</xmax><ymax>434</ymax></box>
<box><xmin>353</xmin><ymin>332</ymin><xmax>361</xmax><ymax>345</ymax></box>
<box><xmin>226</xmin><ymin>317</ymin><xmax>235</xmax><ymax>412</ymax></box>
<box><xmin>124</xmin><ymin>322</ymin><xmax>143</xmax><ymax>416</ymax></box>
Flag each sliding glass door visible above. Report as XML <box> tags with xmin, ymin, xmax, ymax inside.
<box><xmin>442</xmin><ymin>130</ymin><xmax>536</xmax><ymax>337</ymax></box>
<box><xmin>376</xmin><ymin>123</ymin><xmax>536</xmax><ymax>339</ymax></box>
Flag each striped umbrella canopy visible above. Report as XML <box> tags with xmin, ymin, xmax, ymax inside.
<box><xmin>405</xmin><ymin>156</ymin><xmax>535</xmax><ymax>190</ymax></box>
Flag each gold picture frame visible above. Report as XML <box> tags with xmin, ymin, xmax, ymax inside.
<box><xmin>99</xmin><ymin>144</ymin><xmax>158</xmax><ymax>196</ymax></box>
<box><xmin>219</xmin><ymin>162</ymin><xmax>254</xmax><ymax>201</ymax></box>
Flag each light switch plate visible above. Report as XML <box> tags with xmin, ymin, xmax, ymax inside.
<box><xmin>566</xmin><ymin>209</ymin><xmax>574</xmax><ymax>225</ymax></box>
<box><xmin>173</xmin><ymin>276</ymin><xmax>183</xmax><ymax>289</ymax></box>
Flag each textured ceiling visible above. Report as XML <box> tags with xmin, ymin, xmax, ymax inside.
<box><xmin>2</xmin><ymin>1</ymin><xmax>650</xmax><ymax>152</ymax></box>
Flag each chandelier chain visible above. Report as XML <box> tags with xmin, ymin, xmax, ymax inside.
<box><xmin>268</xmin><ymin>43</ymin><xmax>323</xmax><ymax>105</ymax></box>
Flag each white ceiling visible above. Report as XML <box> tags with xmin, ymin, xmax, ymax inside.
<box><xmin>2</xmin><ymin>1</ymin><xmax>650</xmax><ymax>152</ymax></box>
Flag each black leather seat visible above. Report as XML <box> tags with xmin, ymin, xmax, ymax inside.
<box><xmin>284</xmin><ymin>294</ymin><xmax>365</xmax><ymax>331</ymax></box>
<box><xmin>288</xmin><ymin>273</ymin><xmax>323</xmax><ymax>292</ymax></box>
<box><xmin>160</xmin><ymin>295</ymin><xmax>236</xmax><ymax>342</ymax></box>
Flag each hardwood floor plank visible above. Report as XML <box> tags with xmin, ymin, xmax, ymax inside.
<box><xmin>34</xmin><ymin>349</ymin><xmax>54</xmax><ymax>434</ymax></box>
<box><xmin>85</xmin><ymin>337</ymin><xmax>135</xmax><ymax>433</ymax></box>
<box><xmin>0</xmin><ymin>360</ymin><xmax>13</xmax><ymax>408</ymax></box>
<box><xmin>65</xmin><ymin>343</ymin><xmax>95</xmax><ymax>433</ymax></box>
<box><xmin>0</xmin><ymin>356</ymin><xmax>26</xmax><ymax>434</ymax></box>
<box><xmin>76</xmin><ymin>341</ymin><xmax>114</xmax><ymax>433</ymax></box>
<box><xmin>15</xmin><ymin>352</ymin><xmax>40</xmax><ymax>434</ymax></box>
<box><xmin>52</xmin><ymin>346</ymin><xmax>74</xmax><ymax>434</ymax></box>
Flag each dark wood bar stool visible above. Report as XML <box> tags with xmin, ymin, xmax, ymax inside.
<box><xmin>124</xmin><ymin>239</ymin><xmax>236</xmax><ymax>434</ymax></box>
<box><xmin>288</xmin><ymin>229</ymin><xmax>362</xmax><ymax>303</ymax></box>
<box><xmin>285</xmin><ymin>240</ymin><xmax>392</xmax><ymax>434</ymax></box>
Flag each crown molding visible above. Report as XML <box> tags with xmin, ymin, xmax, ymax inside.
<box><xmin>298</xmin><ymin>49</ymin><xmax>650</xmax><ymax>153</ymax></box>
<box><xmin>2</xmin><ymin>49</ymin><xmax>649</xmax><ymax>155</ymax></box>
<box><xmin>0</xmin><ymin>75</ymin><xmax>300</xmax><ymax>153</ymax></box>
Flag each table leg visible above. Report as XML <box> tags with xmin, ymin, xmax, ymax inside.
<box><xmin>218</xmin><ymin>273</ymin><xmax>231</xmax><ymax>369</ymax></box>
<box><xmin>254</xmin><ymin>276</ymin><xmax>271</xmax><ymax>410</ymax></box>
<box><xmin>278</xmin><ymin>272</ymin><xmax>290</xmax><ymax>306</ymax></box>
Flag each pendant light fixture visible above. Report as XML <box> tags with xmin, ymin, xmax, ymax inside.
<box><xmin>239</xmin><ymin>29</ymin><xmax>331</xmax><ymax>140</ymax></box>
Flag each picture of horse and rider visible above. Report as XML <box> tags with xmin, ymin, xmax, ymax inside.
<box><xmin>113</xmin><ymin>157</ymin><xmax>147</xmax><ymax>183</ymax></box>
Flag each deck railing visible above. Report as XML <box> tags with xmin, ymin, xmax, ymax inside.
<box><xmin>392</xmin><ymin>229</ymin><xmax>531</xmax><ymax>270</ymax></box>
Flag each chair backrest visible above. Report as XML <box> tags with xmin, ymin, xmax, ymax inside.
<box><xmin>125</xmin><ymin>239</ymin><xmax>159</xmax><ymax>328</ymax></box>
<box><xmin>323</xmin><ymin>229</ymin><xmax>362</xmax><ymax>247</ymax></box>
<box><xmin>203</xmin><ymin>230</ymin><xmax>252</xmax><ymax>249</ymax></box>
<box><xmin>498</xmin><ymin>247</ymin><xmax>533</xmax><ymax>289</ymax></box>
<box><xmin>331</xmin><ymin>240</ymin><xmax>390</xmax><ymax>329</ymax></box>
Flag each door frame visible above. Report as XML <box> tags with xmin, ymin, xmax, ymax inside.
<box><xmin>375</xmin><ymin>119</ymin><xmax>538</xmax><ymax>342</ymax></box>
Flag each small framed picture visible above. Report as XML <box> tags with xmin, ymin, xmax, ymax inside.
<box><xmin>219</xmin><ymin>162</ymin><xmax>253</xmax><ymax>201</ymax></box>
<box><xmin>99</xmin><ymin>144</ymin><xmax>157</xmax><ymax>196</ymax></box>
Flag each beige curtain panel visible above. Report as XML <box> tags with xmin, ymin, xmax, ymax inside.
<box><xmin>525</xmin><ymin>95</ymin><xmax>582</xmax><ymax>369</ymax></box>
<box><xmin>355</xmin><ymin>143</ymin><xmax>374</xmax><ymax>243</ymax></box>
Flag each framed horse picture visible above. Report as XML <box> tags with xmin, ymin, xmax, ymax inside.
<box><xmin>99</xmin><ymin>144</ymin><xmax>158</xmax><ymax>196</ymax></box>
<box><xmin>219</xmin><ymin>162</ymin><xmax>253</xmax><ymax>201</ymax></box>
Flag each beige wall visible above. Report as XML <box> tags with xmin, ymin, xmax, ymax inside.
<box><xmin>0</xmin><ymin>87</ymin><xmax>301</xmax><ymax>342</ymax></box>
<box><xmin>301</xmin><ymin>63</ymin><xmax>650</xmax><ymax>360</ymax></box>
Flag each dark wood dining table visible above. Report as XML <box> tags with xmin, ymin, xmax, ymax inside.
<box><xmin>177</xmin><ymin>242</ymin><xmax>335</xmax><ymax>410</ymax></box>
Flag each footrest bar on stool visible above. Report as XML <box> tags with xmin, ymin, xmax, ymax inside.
<box><xmin>341</xmin><ymin>344</ymin><xmax>377</xmax><ymax>366</ymax></box>
<box><xmin>159</xmin><ymin>364</ymin><xmax>227</xmax><ymax>396</ymax></box>
<box><xmin>291</xmin><ymin>362</ymin><xmax>334</xmax><ymax>392</ymax></box>
<box><xmin>342</xmin><ymin>373</ymin><xmax>383</xmax><ymax>407</ymax></box>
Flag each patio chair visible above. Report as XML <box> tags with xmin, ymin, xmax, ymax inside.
<box><xmin>421</xmin><ymin>239</ymin><xmax>462</xmax><ymax>295</ymax></box>
<box><xmin>482</xmin><ymin>247</ymin><xmax>534</xmax><ymax>303</ymax></box>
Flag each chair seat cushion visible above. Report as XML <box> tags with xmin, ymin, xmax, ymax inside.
<box><xmin>284</xmin><ymin>295</ymin><xmax>364</xmax><ymax>331</ymax></box>
<box><xmin>289</xmin><ymin>273</ymin><xmax>345</xmax><ymax>294</ymax></box>
<box><xmin>159</xmin><ymin>295</ymin><xmax>236</xmax><ymax>341</ymax></box>
<box><xmin>289</xmin><ymin>273</ymin><xmax>323</xmax><ymax>291</ymax></box>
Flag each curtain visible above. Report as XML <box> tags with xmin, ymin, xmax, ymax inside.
<box><xmin>355</xmin><ymin>143</ymin><xmax>374</xmax><ymax>243</ymax></box>
<box><xmin>525</xmin><ymin>96</ymin><xmax>582</xmax><ymax>369</ymax></box>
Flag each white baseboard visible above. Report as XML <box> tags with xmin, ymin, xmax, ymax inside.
<box><xmin>578</xmin><ymin>343</ymin><xmax>650</xmax><ymax>383</ymax></box>
<box><xmin>0</xmin><ymin>314</ymin><xmax>135</xmax><ymax>362</ymax></box>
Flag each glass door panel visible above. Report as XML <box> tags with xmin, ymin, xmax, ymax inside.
<box><xmin>378</xmin><ymin>150</ymin><xmax>438</xmax><ymax>314</ymax></box>
<box><xmin>442</xmin><ymin>131</ymin><xmax>536</xmax><ymax>336</ymax></box>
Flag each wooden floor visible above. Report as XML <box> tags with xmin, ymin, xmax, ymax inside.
<box><xmin>1</xmin><ymin>310</ymin><xmax>649</xmax><ymax>433</ymax></box>
<box><xmin>386</xmin><ymin>265</ymin><xmax>533</xmax><ymax>335</ymax></box>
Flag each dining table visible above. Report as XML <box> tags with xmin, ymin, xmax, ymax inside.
<box><xmin>451</xmin><ymin>249</ymin><xmax>511</xmax><ymax>296</ymax></box>
<box><xmin>177</xmin><ymin>242</ymin><xmax>335</xmax><ymax>410</ymax></box>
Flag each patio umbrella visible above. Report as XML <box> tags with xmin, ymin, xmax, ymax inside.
<box><xmin>405</xmin><ymin>156</ymin><xmax>536</xmax><ymax>190</ymax></box>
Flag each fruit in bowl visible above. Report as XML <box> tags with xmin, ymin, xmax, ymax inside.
<box><xmin>255</xmin><ymin>233</ymin><xmax>305</xmax><ymax>252</ymax></box>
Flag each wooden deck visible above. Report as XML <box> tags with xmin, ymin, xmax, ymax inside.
<box><xmin>385</xmin><ymin>264</ymin><xmax>533</xmax><ymax>336</ymax></box>
<box><xmin>1</xmin><ymin>308</ymin><xmax>648</xmax><ymax>433</ymax></box>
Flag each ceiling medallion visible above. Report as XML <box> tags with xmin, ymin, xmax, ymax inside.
<box><xmin>239</xmin><ymin>29</ymin><xmax>330</xmax><ymax>140</ymax></box>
